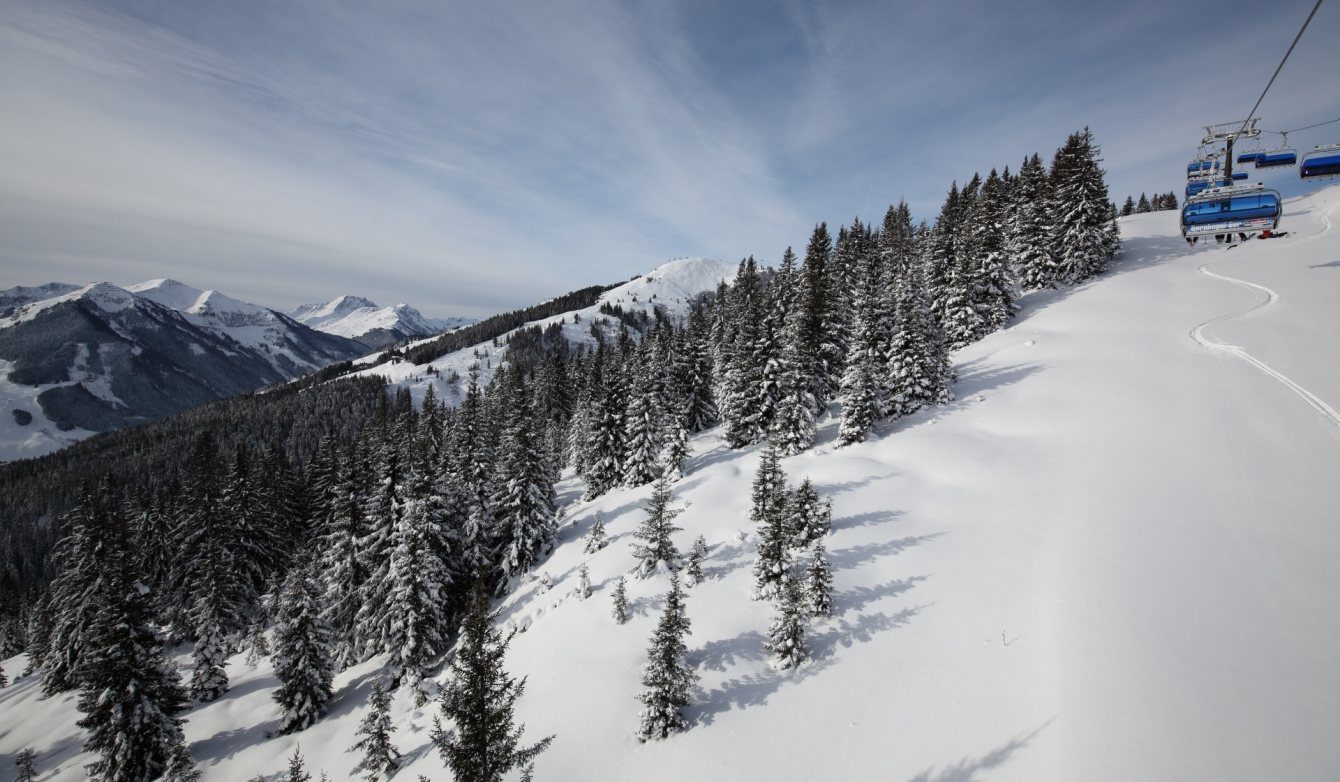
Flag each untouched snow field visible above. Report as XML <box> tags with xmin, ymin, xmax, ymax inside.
<box><xmin>3</xmin><ymin>187</ymin><xmax>1339</xmax><ymax>780</ymax></box>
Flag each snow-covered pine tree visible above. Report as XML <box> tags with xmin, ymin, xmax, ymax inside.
<box><xmin>351</xmin><ymin>678</ymin><xmax>400</xmax><ymax>781</ymax></box>
<box><xmin>630</xmin><ymin>475</ymin><xmax>683</xmax><ymax>577</ymax></box>
<box><xmin>659</xmin><ymin>392</ymin><xmax>692</xmax><ymax>481</ymax></box>
<box><xmin>685</xmin><ymin>535</ymin><xmax>707</xmax><ymax>586</ymax></box>
<box><xmin>874</xmin><ymin>201</ymin><xmax>915</xmax><ymax>414</ymax></box>
<box><xmin>582</xmin><ymin>346</ymin><xmax>628</xmax><ymax>499</ymax></box>
<box><xmin>637</xmin><ymin>571</ymin><xmax>697</xmax><ymax>741</ymax></box>
<box><xmin>0</xmin><ymin>663</ymin><xmax>7</xmax><ymax>688</ymax></box>
<box><xmin>40</xmin><ymin>484</ymin><xmax>107</xmax><ymax>695</ymax></box>
<box><xmin>622</xmin><ymin>343</ymin><xmax>666</xmax><ymax>487</ymax></box>
<box><xmin>272</xmin><ymin>555</ymin><xmax>334</xmax><ymax>734</ymax></box>
<box><xmin>493</xmin><ymin>372</ymin><xmax>557</xmax><ymax>588</ymax></box>
<box><xmin>796</xmin><ymin>224</ymin><xmax>836</xmax><ymax>409</ymax></box>
<box><xmin>807</xmin><ymin>539</ymin><xmax>835</xmax><ymax>619</ymax></box>
<box><xmin>721</xmin><ymin>257</ymin><xmax>768</xmax><ymax>448</ymax></box>
<box><xmin>611</xmin><ymin>576</ymin><xmax>629</xmax><ymax>624</ymax></box>
<box><xmin>751</xmin><ymin>446</ymin><xmax>792</xmax><ymax>600</ymax></box>
<box><xmin>887</xmin><ymin>244</ymin><xmax>954</xmax><ymax>418</ymax></box>
<box><xmin>244</xmin><ymin>614</ymin><xmax>270</xmax><ymax>667</ymax></box>
<box><xmin>385</xmin><ymin>447</ymin><xmax>453</xmax><ymax>692</ymax></box>
<box><xmin>15</xmin><ymin>749</ymin><xmax>38</xmax><ymax>782</ymax></box>
<box><xmin>1009</xmin><ymin>153</ymin><xmax>1059</xmax><ymax>290</ymax></box>
<box><xmin>433</xmin><ymin>585</ymin><xmax>553</xmax><ymax>782</ymax></box>
<box><xmin>188</xmin><ymin>563</ymin><xmax>233</xmax><ymax>701</ymax></box>
<box><xmin>321</xmin><ymin>445</ymin><xmax>369</xmax><ymax>669</ymax></box>
<box><xmin>352</xmin><ymin>437</ymin><xmax>406</xmax><ymax>660</ymax></box>
<box><xmin>765</xmin><ymin>568</ymin><xmax>810</xmax><ymax>670</ymax></box>
<box><xmin>838</xmin><ymin>234</ymin><xmax>884</xmax><ymax>445</ymax></box>
<box><xmin>76</xmin><ymin>478</ymin><xmax>189</xmax><ymax>782</ymax></box>
<box><xmin>968</xmin><ymin>168</ymin><xmax>1019</xmax><ymax>334</ymax></box>
<box><xmin>1050</xmin><ymin>128</ymin><xmax>1116</xmax><ymax>284</ymax></box>
<box><xmin>163</xmin><ymin>736</ymin><xmax>202</xmax><ymax>782</ymax></box>
<box><xmin>578</xmin><ymin>564</ymin><xmax>592</xmax><ymax>599</ymax></box>
<box><xmin>583</xmin><ymin>514</ymin><xmax>608</xmax><ymax>553</ymax></box>
<box><xmin>285</xmin><ymin>747</ymin><xmax>312</xmax><ymax>782</ymax></box>
<box><xmin>681</xmin><ymin>299</ymin><xmax>719</xmax><ymax>432</ymax></box>
<box><xmin>789</xmin><ymin>478</ymin><xmax>830</xmax><ymax>547</ymax></box>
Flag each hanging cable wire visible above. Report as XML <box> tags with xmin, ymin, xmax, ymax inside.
<box><xmin>1263</xmin><ymin>116</ymin><xmax>1340</xmax><ymax>136</ymax></box>
<box><xmin>1238</xmin><ymin>0</ymin><xmax>1325</xmax><ymax>135</ymax></box>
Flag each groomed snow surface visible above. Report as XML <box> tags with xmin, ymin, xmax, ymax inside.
<box><xmin>3</xmin><ymin>187</ymin><xmax>1339</xmax><ymax>780</ymax></box>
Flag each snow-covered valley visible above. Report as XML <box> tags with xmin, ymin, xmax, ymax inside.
<box><xmin>3</xmin><ymin>186</ymin><xmax>1339</xmax><ymax>781</ymax></box>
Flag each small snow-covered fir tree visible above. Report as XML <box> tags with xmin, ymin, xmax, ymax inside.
<box><xmin>15</xmin><ymin>748</ymin><xmax>37</xmax><ymax>782</ymax></box>
<box><xmin>789</xmin><ymin>478</ymin><xmax>830</xmax><ymax>548</ymax></box>
<box><xmin>272</xmin><ymin>557</ymin><xmax>334</xmax><ymax>734</ymax></box>
<box><xmin>622</xmin><ymin>348</ymin><xmax>666</xmax><ymax>488</ymax></box>
<box><xmin>434</xmin><ymin>585</ymin><xmax>553</xmax><ymax>782</ymax></box>
<box><xmin>285</xmin><ymin>747</ymin><xmax>312</xmax><ymax>782</ymax></box>
<box><xmin>807</xmin><ymin>540</ymin><xmax>835</xmax><ymax>619</ymax></box>
<box><xmin>577</xmin><ymin>564</ymin><xmax>592</xmax><ymax>600</ymax></box>
<box><xmin>244</xmin><ymin>617</ymin><xmax>270</xmax><ymax>667</ymax></box>
<box><xmin>583</xmin><ymin>515</ymin><xmax>608</xmax><ymax>554</ymax></box>
<box><xmin>659</xmin><ymin>398</ymin><xmax>692</xmax><ymax>481</ymax></box>
<box><xmin>766</xmin><ymin>570</ymin><xmax>810</xmax><ymax>670</ymax></box>
<box><xmin>188</xmin><ymin>567</ymin><xmax>232</xmax><ymax>702</ymax></box>
<box><xmin>630</xmin><ymin>475</ymin><xmax>683</xmax><ymax>577</ymax></box>
<box><xmin>637</xmin><ymin>572</ymin><xmax>697</xmax><ymax>741</ymax></box>
<box><xmin>611</xmin><ymin>576</ymin><xmax>629</xmax><ymax>624</ymax></box>
<box><xmin>351</xmin><ymin>678</ymin><xmax>400</xmax><ymax>781</ymax></box>
<box><xmin>162</xmin><ymin>736</ymin><xmax>201</xmax><ymax>782</ymax></box>
<box><xmin>685</xmin><ymin>535</ymin><xmax>707</xmax><ymax>586</ymax></box>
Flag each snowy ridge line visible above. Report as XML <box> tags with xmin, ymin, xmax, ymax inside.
<box><xmin>1190</xmin><ymin>262</ymin><xmax>1340</xmax><ymax>430</ymax></box>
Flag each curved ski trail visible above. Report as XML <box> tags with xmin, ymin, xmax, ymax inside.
<box><xmin>1191</xmin><ymin>263</ymin><xmax>1340</xmax><ymax>430</ymax></box>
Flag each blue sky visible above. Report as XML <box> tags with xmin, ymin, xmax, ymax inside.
<box><xmin>1</xmin><ymin>0</ymin><xmax>1338</xmax><ymax>316</ymax></box>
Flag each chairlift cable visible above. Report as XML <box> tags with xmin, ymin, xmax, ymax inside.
<box><xmin>1237</xmin><ymin>0</ymin><xmax>1325</xmax><ymax>136</ymax></box>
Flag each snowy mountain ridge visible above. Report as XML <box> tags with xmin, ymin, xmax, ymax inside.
<box><xmin>349</xmin><ymin>256</ymin><xmax>737</xmax><ymax>403</ymax></box>
<box><xmin>288</xmin><ymin>295</ymin><xmax>475</xmax><ymax>350</ymax></box>
<box><xmin>0</xmin><ymin>280</ymin><xmax>365</xmax><ymax>461</ymax></box>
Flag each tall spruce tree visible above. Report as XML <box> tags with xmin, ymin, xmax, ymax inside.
<box><xmin>272</xmin><ymin>556</ymin><xmax>334</xmax><ymax>734</ymax></box>
<box><xmin>637</xmin><ymin>571</ymin><xmax>697</xmax><ymax>741</ymax></box>
<box><xmin>433</xmin><ymin>585</ymin><xmax>553</xmax><ymax>782</ymax></box>
<box><xmin>75</xmin><ymin>477</ymin><xmax>189</xmax><ymax>782</ymax></box>
<box><xmin>493</xmin><ymin>372</ymin><xmax>557</xmax><ymax>587</ymax></box>
<box><xmin>751</xmin><ymin>447</ymin><xmax>792</xmax><ymax>600</ymax></box>
<box><xmin>1010</xmin><ymin>153</ymin><xmax>1059</xmax><ymax>290</ymax></box>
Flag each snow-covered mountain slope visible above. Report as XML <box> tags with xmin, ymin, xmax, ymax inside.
<box><xmin>0</xmin><ymin>280</ymin><xmax>364</xmax><ymax>461</ymax></box>
<box><xmin>3</xmin><ymin>188</ymin><xmax>1338</xmax><ymax>780</ymax></box>
<box><xmin>351</xmin><ymin>256</ymin><xmax>736</xmax><ymax>403</ymax></box>
<box><xmin>288</xmin><ymin>294</ymin><xmax>474</xmax><ymax>350</ymax></box>
<box><xmin>127</xmin><ymin>279</ymin><xmax>364</xmax><ymax>375</ymax></box>
<box><xmin>0</xmin><ymin>282</ymin><xmax>81</xmax><ymax>318</ymax></box>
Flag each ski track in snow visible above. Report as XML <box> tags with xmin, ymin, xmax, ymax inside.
<box><xmin>1189</xmin><ymin>204</ymin><xmax>1340</xmax><ymax>430</ymax></box>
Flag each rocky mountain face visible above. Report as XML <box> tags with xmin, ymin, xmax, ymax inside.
<box><xmin>0</xmin><ymin>281</ymin><xmax>365</xmax><ymax>460</ymax></box>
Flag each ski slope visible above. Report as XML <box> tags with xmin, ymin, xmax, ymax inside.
<box><xmin>2</xmin><ymin>187</ymin><xmax>1338</xmax><ymax>781</ymax></box>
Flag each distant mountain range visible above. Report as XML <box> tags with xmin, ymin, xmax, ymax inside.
<box><xmin>0</xmin><ymin>279</ymin><xmax>466</xmax><ymax>461</ymax></box>
<box><xmin>288</xmin><ymin>295</ymin><xmax>474</xmax><ymax>350</ymax></box>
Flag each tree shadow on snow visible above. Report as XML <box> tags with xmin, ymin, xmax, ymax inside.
<box><xmin>834</xmin><ymin>576</ymin><xmax>929</xmax><ymax>615</ymax></box>
<box><xmin>947</xmin><ymin>360</ymin><xmax>1044</xmax><ymax>402</ymax></box>
<box><xmin>690</xmin><ymin>604</ymin><xmax>926</xmax><ymax>727</ymax></box>
<box><xmin>827</xmin><ymin>533</ymin><xmax>944</xmax><ymax>570</ymax></box>
<box><xmin>903</xmin><ymin>717</ymin><xmax>1056</xmax><ymax>782</ymax></box>
<box><xmin>831</xmin><ymin>508</ymin><xmax>905</xmax><ymax>531</ymax></box>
